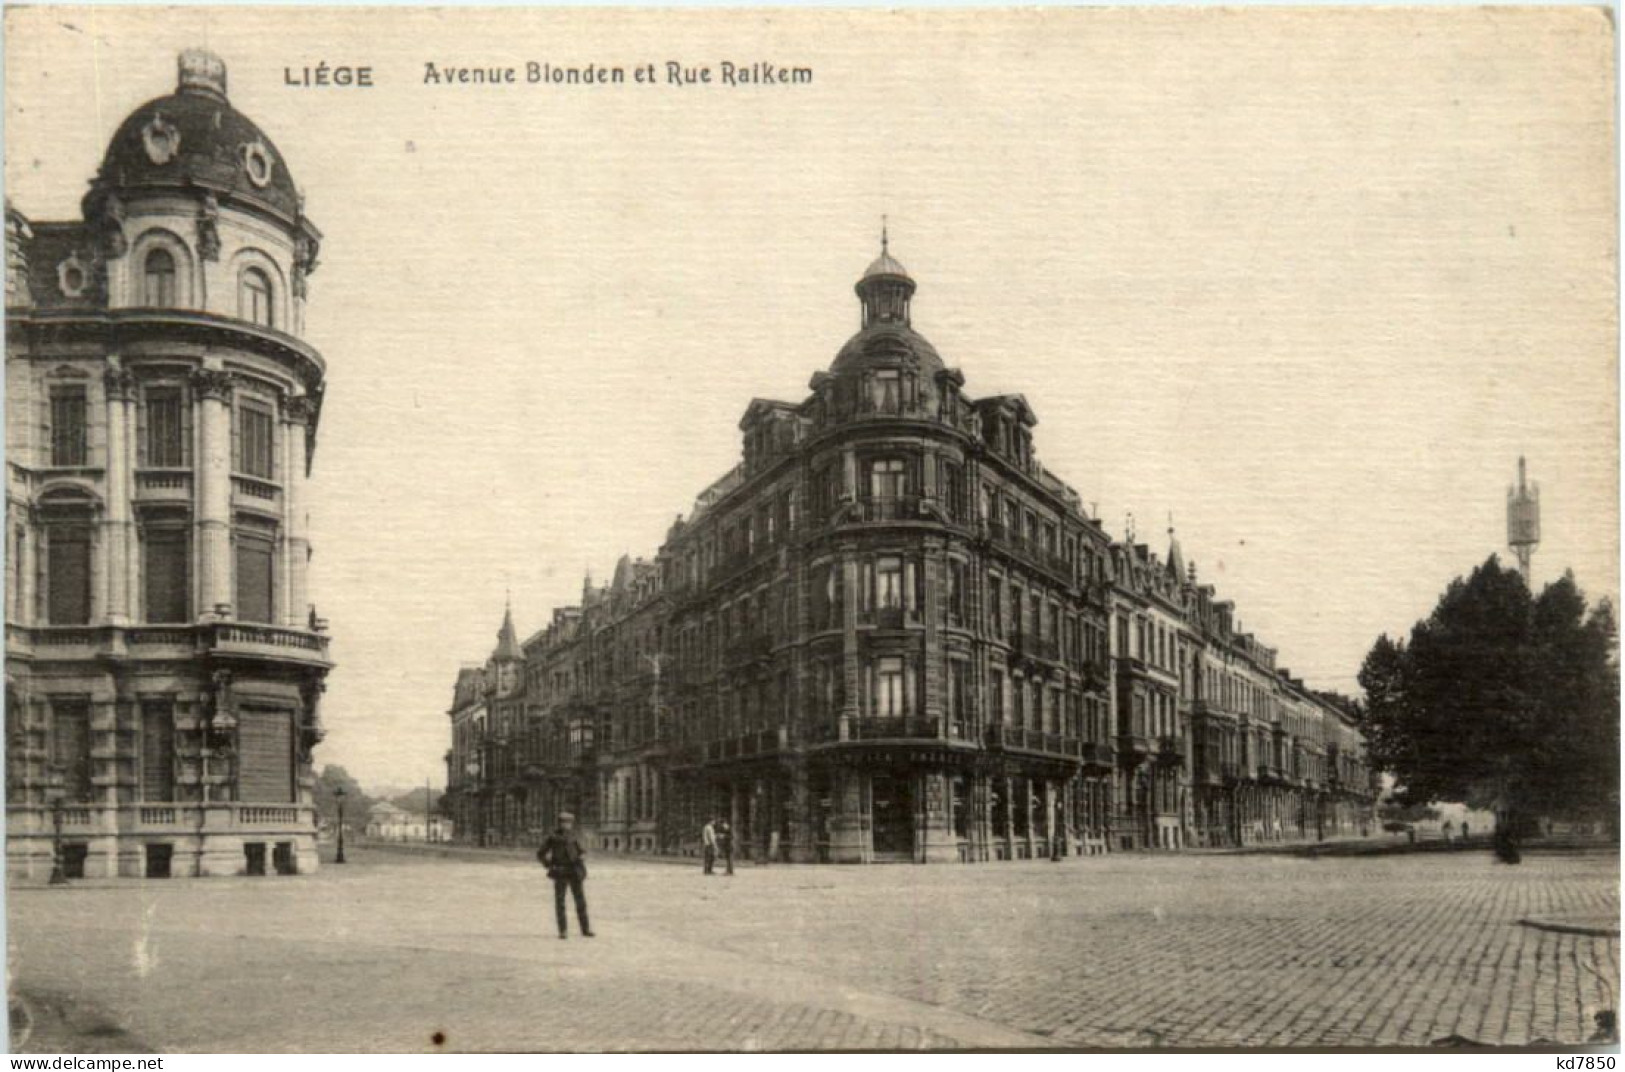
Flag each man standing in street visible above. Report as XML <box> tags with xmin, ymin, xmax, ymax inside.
<box><xmin>539</xmin><ymin>812</ymin><xmax>593</xmax><ymax>939</ymax></box>
<box><xmin>719</xmin><ymin>819</ymin><xmax>735</xmax><ymax>876</ymax></box>
<box><xmin>701</xmin><ymin>816</ymin><xmax>718</xmax><ymax>875</ymax></box>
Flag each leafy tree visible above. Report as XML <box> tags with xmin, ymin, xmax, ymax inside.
<box><xmin>1356</xmin><ymin>556</ymin><xmax>1618</xmax><ymax>850</ymax></box>
<box><xmin>314</xmin><ymin>764</ymin><xmax>376</xmax><ymax>833</ymax></box>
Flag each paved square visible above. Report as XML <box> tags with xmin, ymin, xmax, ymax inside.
<box><xmin>8</xmin><ymin>847</ymin><xmax>1618</xmax><ymax>1051</ymax></box>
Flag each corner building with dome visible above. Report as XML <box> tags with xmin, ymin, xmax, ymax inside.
<box><xmin>448</xmin><ymin>241</ymin><xmax>1377</xmax><ymax>863</ymax></box>
<box><xmin>6</xmin><ymin>51</ymin><xmax>333</xmax><ymax>878</ymax></box>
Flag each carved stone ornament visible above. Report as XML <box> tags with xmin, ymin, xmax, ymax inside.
<box><xmin>56</xmin><ymin>253</ymin><xmax>89</xmax><ymax>298</ymax></box>
<box><xmin>284</xmin><ymin>394</ymin><xmax>317</xmax><ymax>426</ymax></box>
<box><xmin>141</xmin><ymin>112</ymin><xmax>181</xmax><ymax>165</ymax></box>
<box><xmin>242</xmin><ymin>141</ymin><xmax>274</xmax><ymax>188</ymax></box>
<box><xmin>197</xmin><ymin>193</ymin><xmax>221</xmax><ymax>262</ymax></box>
<box><xmin>97</xmin><ymin>193</ymin><xmax>127</xmax><ymax>260</ymax></box>
<box><xmin>189</xmin><ymin>368</ymin><xmax>236</xmax><ymax>403</ymax></box>
<box><xmin>102</xmin><ymin>362</ymin><xmax>135</xmax><ymax>401</ymax></box>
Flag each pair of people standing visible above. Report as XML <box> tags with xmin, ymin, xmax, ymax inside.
<box><xmin>701</xmin><ymin>817</ymin><xmax>734</xmax><ymax>876</ymax></box>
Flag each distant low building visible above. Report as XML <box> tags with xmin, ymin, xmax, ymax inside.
<box><xmin>364</xmin><ymin>801</ymin><xmax>452</xmax><ymax>842</ymax></box>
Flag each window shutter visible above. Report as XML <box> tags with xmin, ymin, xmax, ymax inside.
<box><xmin>51</xmin><ymin>701</ymin><xmax>92</xmax><ymax>801</ymax></box>
<box><xmin>141</xmin><ymin>702</ymin><xmax>175</xmax><ymax>802</ymax></box>
<box><xmin>47</xmin><ymin>526</ymin><xmax>92</xmax><ymax>625</ymax></box>
<box><xmin>237</xmin><ymin>708</ymin><xmax>294</xmax><ymax>803</ymax></box>
<box><xmin>143</xmin><ymin>529</ymin><xmax>189</xmax><ymax>623</ymax></box>
<box><xmin>234</xmin><ymin>529</ymin><xmax>274</xmax><ymax>623</ymax></box>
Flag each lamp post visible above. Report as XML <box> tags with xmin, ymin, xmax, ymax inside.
<box><xmin>465</xmin><ymin>758</ymin><xmax>482</xmax><ymax>847</ymax></box>
<box><xmin>333</xmin><ymin>785</ymin><xmax>347</xmax><ymax>864</ymax></box>
<box><xmin>46</xmin><ymin>764</ymin><xmax>67</xmax><ymax>886</ymax></box>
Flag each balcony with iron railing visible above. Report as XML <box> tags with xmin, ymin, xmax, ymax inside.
<box><xmin>984</xmin><ymin>722</ymin><xmax>1083</xmax><ymax>761</ymax></box>
<box><xmin>1115</xmin><ymin>731</ymin><xmax>1152</xmax><ymax>757</ymax></box>
<box><xmin>1078</xmin><ymin>740</ymin><xmax>1115</xmax><ymax>769</ymax></box>
<box><xmin>704</xmin><ymin>726</ymin><xmax>789</xmax><ymax>762</ymax></box>
<box><xmin>848</xmin><ymin>716</ymin><xmax>946</xmax><ymax>742</ymax></box>
<box><xmin>1155</xmin><ymin>735</ymin><xmax>1186</xmax><ymax>764</ymax></box>
<box><xmin>983</xmin><ymin>521</ymin><xmax>1077</xmax><ymax>586</ymax></box>
<box><xmin>1010</xmin><ymin>630</ymin><xmax>1061</xmax><ymax>665</ymax></box>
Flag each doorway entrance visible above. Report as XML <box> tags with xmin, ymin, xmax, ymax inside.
<box><xmin>870</xmin><ymin>772</ymin><xmax>915</xmax><ymax>860</ymax></box>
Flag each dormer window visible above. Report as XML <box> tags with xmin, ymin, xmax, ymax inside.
<box><xmin>143</xmin><ymin>248</ymin><xmax>177</xmax><ymax>306</ymax></box>
<box><xmin>872</xmin><ymin>370</ymin><xmax>901</xmax><ymax>413</ymax></box>
<box><xmin>239</xmin><ymin>267</ymin><xmax>274</xmax><ymax>328</ymax></box>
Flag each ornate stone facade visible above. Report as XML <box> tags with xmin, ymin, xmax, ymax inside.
<box><xmin>447</xmin><ymin>242</ymin><xmax>1377</xmax><ymax>862</ymax></box>
<box><xmin>5</xmin><ymin>50</ymin><xmax>333</xmax><ymax>878</ymax></box>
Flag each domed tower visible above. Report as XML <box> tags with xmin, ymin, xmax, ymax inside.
<box><xmin>6</xmin><ymin>51</ymin><xmax>333</xmax><ymax>879</ymax></box>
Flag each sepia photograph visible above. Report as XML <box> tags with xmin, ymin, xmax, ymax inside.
<box><xmin>2</xmin><ymin>4</ymin><xmax>1618</xmax><ymax>1054</ymax></box>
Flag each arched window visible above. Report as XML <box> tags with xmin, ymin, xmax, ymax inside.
<box><xmin>239</xmin><ymin>267</ymin><xmax>274</xmax><ymax>328</ymax></box>
<box><xmin>143</xmin><ymin>248</ymin><xmax>177</xmax><ymax>306</ymax></box>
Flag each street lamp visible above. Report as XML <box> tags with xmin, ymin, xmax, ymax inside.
<box><xmin>46</xmin><ymin>764</ymin><xmax>67</xmax><ymax>886</ymax></box>
<box><xmin>465</xmin><ymin>758</ymin><xmax>482</xmax><ymax>847</ymax></box>
<box><xmin>333</xmin><ymin>785</ymin><xmax>348</xmax><ymax>864</ymax></box>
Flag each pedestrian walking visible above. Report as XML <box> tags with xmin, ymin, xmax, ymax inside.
<box><xmin>538</xmin><ymin>812</ymin><xmax>593</xmax><ymax>939</ymax></box>
<box><xmin>701</xmin><ymin>817</ymin><xmax>718</xmax><ymax>875</ymax></box>
<box><xmin>719</xmin><ymin>819</ymin><xmax>735</xmax><ymax>876</ymax></box>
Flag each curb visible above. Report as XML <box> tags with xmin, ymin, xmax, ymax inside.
<box><xmin>1519</xmin><ymin>916</ymin><xmax>1621</xmax><ymax>938</ymax></box>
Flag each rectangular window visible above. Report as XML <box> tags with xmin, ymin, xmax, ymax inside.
<box><xmin>875</xmin><ymin>556</ymin><xmax>903</xmax><ymax>609</ymax></box>
<box><xmin>47</xmin><ymin>524</ymin><xmax>92</xmax><ymax>625</ymax></box>
<box><xmin>141</xmin><ymin>700</ymin><xmax>175</xmax><ymax>802</ymax></box>
<box><xmin>235</xmin><ymin>525</ymin><xmax>275</xmax><ymax>623</ymax></box>
<box><xmin>990</xmin><ymin>669</ymin><xmax>1006</xmax><ymax>722</ymax></box>
<box><xmin>947</xmin><ymin>560</ymin><xmax>965</xmax><ymax>624</ymax></box>
<box><xmin>144</xmin><ymin>387</ymin><xmax>188</xmax><ymax>468</ymax></box>
<box><xmin>51</xmin><ymin>699</ymin><xmax>93</xmax><ymax>802</ymax></box>
<box><xmin>238</xmin><ymin>403</ymin><xmax>275</xmax><ymax>480</ymax></box>
<box><xmin>875</xmin><ymin>657</ymin><xmax>905</xmax><ymax>716</ymax></box>
<box><xmin>868</xmin><ymin>458</ymin><xmax>906</xmax><ymax>501</ymax></box>
<box><xmin>143</xmin><ymin>527</ymin><xmax>189</xmax><ymax>623</ymax></box>
<box><xmin>50</xmin><ymin>388</ymin><xmax>88</xmax><ymax>467</ymax></box>
<box><xmin>989</xmin><ymin>577</ymin><xmax>1003</xmax><ymax>637</ymax></box>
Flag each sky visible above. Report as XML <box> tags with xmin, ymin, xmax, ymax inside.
<box><xmin>5</xmin><ymin>6</ymin><xmax>1616</xmax><ymax>794</ymax></box>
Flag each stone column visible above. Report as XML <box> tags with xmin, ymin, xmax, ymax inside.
<box><xmin>15</xmin><ymin>510</ymin><xmax>36</xmax><ymax>624</ymax></box>
<box><xmin>192</xmin><ymin>368</ymin><xmax>234</xmax><ymax>619</ymax></box>
<box><xmin>829</xmin><ymin>767</ymin><xmax>867</xmax><ymax>863</ymax></box>
<box><xmin>922</xmin><ymin>538</ymin><xmax>944</xmax><ymax>731</ymax></box>
<box><xmin>840</xmin><ymin>543</ymin><xmax>860</xmax><ymax>739</ymax></box>
<box><xmin>918</xmin><ymin>770</ymin><xmax>957</xmax><ymax>863</ymax></box>
<box><xmin>994</xmin><ymin>773</ymin><xmax>1007</xmax><ymax>857</ymax></box>
<box><xmin>101</xmin><ymin>364</ymin><xmax>134</xmax><ymax>624</ymax></box>
<box><xmin>283</xmin><ymin>396</ymin><xmax>313</xmax><ymax>628</ymax></box>
<box><xmin>785</xmin><ymin>762</ymin><xmax>815</xmax><ymax>863</ymax></box>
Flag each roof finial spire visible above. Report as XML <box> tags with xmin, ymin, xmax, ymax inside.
<box><xmin>1167</xmin><ymin>510</ymin><xmax>1175</xmax><ymax>538</ymax></box>
<box><xmin>881</xmin><ymin>214</ymin><xmax>889</xmax><ymax>255</ymax></box>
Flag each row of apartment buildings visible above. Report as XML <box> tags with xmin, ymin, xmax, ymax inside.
<box><xmin>445</xmin><ymin>242</ymin><xmax>1378</xmax><ymax>864</ymax></box>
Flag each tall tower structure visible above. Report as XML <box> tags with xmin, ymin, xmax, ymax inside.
<box><xmin>6</xmin><ymin>50</ymin><xmax>332</xmax><ymax>878</ymax></box>
<box><xmin>1507</xmin><ymin>455</ymin><xmax>1541</xmax><ymax>584</ymax></box>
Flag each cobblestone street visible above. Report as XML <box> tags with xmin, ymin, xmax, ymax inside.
<box><xmin>8</xmin><ymin>847</ymin><xmax>1617</xmax><ymax>1051</ymax></box>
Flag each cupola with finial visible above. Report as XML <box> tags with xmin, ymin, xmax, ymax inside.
<box><xmin>855</xmin><ymin>218</ymin><xmax>915</xmax><ymax>328</ymax></box>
